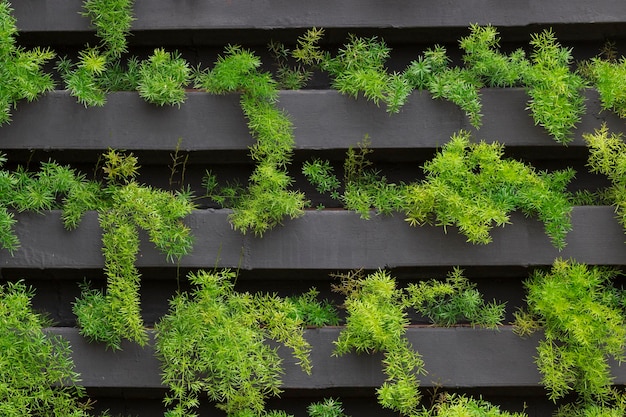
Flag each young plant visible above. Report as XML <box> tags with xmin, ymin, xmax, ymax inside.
<box><xmin>406</xmin><ymin>130</ymin><xmax>574</xmax><ymax>248</ymax></box>
<box><xmin>404</xmin><ymin>267</ymin><xmax>505</xmax><ymax>328</ymax></box>
<box><xmin>523</xmin><ymin>29</ymin><xmax>586</xmax><ymax>144</ymax></box>
<box><xmin>583</xmin><ymin>49</ymin><xmax>626</xmax><ymax>118</ymax></box>
<box><xmin>584</xmin><ymin>124</ymin><xmax>626</xmax><ymax>232</ymax></box>
<box><xmin>515</xmin><ymin>259</ymin><xmax>626</xmax><ymax>406</ymax></box>
<box><xmin>197</xmin><ymin>45</ymin><xmax>307</xmax><ymax>235</ymax></box>
<box><xmin>305</xmin><ymin>131</ymin><xmax>574</xmax><ymax>249</ymax></box>
<box><xmin>155</xmin><ymin>269</ymin><xmax>312</xmax><ymax>417</ymax></box>
<box><xmin>59</xmin><ymin>0</ymin><xmax>190</xmax><ymax>107</ymax></box>
<box><xmin>73</xmin><ymin>150</ymin><xmax>194</xmax><ymax>349</ymax></box>
<box><xmin>289</xmin><ymin>288</ymin><xmax>340</xmax><ymax>327</ymax></box>
<box><xmin>0</xmin><ymin>281</ymin><xmax>92</xmax><ymax>416</ymax></box>
<box><xmin>137</xmin><ymin>48</ymin><xmax>190</xmax><ymax>106</ymax></box>
<box><xmin>333</xmin><ymin>270</ymin><xmax>425</xmax><ymax>416</ymax></box>
<box><xmin>307</xmin><ymin>398</ymin><xmax>349</xmax><ymax>417</ymax></box>
<box><xmin>424</xmin><ymin>393</ymin><xmax>527</xmax><ymax>417</ymax></box>
<box><xmin>0</xmin><ymin>154</ymin><xmax>101</xmax><ymax>254</ymax></box>
<box><xmin>0</xmin><ymin>0</ymin><xmax>55</xmax><ymax>124</ymax></box>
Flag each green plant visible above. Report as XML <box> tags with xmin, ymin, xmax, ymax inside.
<box><xmin>59</xmin><ymin>0</ymin><xmax>190</xmax><ymax>107</ymax></box>
<box><xmin>332</xmin><ymin>269</ymin><xmax>503</xmax><ymax>415</ymax></box>
<box><xmin>289</xmin><ymin>288</ymin><xmax>340</xmax><ymax>327</ymax></box>
<box><xmin>0</xmin><ymin>0</ymin><xmax>55</xmax><ymax>124</ymax></box>
<box><xmin>515</xmin><ymin>259</ymin><xmax>626</xmax><ymax>406</ymax></box>
<box><xmin>584</xmin><ymin>124</ymin><xmax>626</xmax><ymax>232</ymax></box>
<box><xmin>333</xmin><ymin>270</ymin><xmax>425</xmax><ymax>416</ymax></box>
<box><xmin>155</xmin><ymin>269</ymin><xmax>312</xmax><ymax>417</ymax></box>
<box><xmin>0</xmin><ymin>154</ymin><xmax>101</xmax><ymax>253</ymax></box>
<box><xmin>0</xmin><ymin>281</ymin><xmax>92</xmax><ymax>416</ymax></box>
<box><xmin>523</xmin><ymin>29</ymin><xmax>586</xmax><ymax>144</ymax></box>
<box><xmin>73</xmin><ymin>150</ymin><xmax>194</xmax><ymax>349</ymax></box>
<box><xmin>305</xmin><ymin>131</ymin><xmax>574</xmax><ymax>249</ymax></box>
<box><xmin>82</xmin><ymin>0</ymin><xmax>134</xmax><ymax>59</ymax></box>
<box><xmin>268</xmin><ymin>26</ymin><xmax>327</xmax><ymax>90</ymax></box>
<box><xmin>424</xmin><ymin>393</ymin><xmax>526</xmax><ymax>417</ymax></box>
<box><xmin>307</xmin><ymin>398</ymin><xmax>349</xmax><ymax>417</ymax></box>
<box><xmin>137</xmin><ymin>48</ymin><xmax>190</xmax><ymax>106</ymax></box>
<box><xmin>407</xmin><ymin>131</ymin><xmax>574</xmax><ymax>248</ymax></box>
<box><xmin>404</xmin><ymin>267</ymin><xmax>505</xmax><ymax>328</ymax></box>
<box><xmin>197</xmin><ymin>45</ymin><xmax>307</xmax><ymax>235</ymax></box>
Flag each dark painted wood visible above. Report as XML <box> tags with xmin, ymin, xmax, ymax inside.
<box><xmin>2</xmin><ymin>207</ymin><xmax>625</xmax><ymax>270</ymax></box>
<box><xmin>13</xmin><ymin>0</ymin><xmax>626</xmax><ymax>33</ymax></box>
<box><xmin>53</xmin><ymin>326</ymin><xmax>550</xmax><ymax>389</ymax></box>
<box><xmin>0</xmin><ymin>90</ymin><xmax>623</xmax><ymax>152</ymax></box>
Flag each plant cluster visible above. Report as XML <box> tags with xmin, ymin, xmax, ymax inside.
<box><xmin>74</xmin><ymin>150</ymin><xmax>194</xmax><ymax>349</ymax></box>
<box><xmin>424</xmin><ymin>393</ymin><xmax>527</xmax><ymax>417</ymax></box>
<box><xmin>57</xmin><ymin>0</ymin><xmax>190</xmax><ymax>107</ymax></box>
<box><xmin>405</xmin><ymin>267</ymin><xmax>504</xmax><ymax>328</ymax></box>
<box><xmin>198</xmin><ymin>45</ymin><xmax>307</xmax><ymax>235</ymax></box>
<box><xmin>0</xmin><ymin>0</ymin><xmax>55</xmax><ymax>124</ymax></box>
<box><xmin>0</xmin><ymin>281</ymin><xmax>92</xmax><ymax>416</ymax></box>
<box><xmin>154</xmin><ymin>269</ymin><xmax>312</xmax><ymax>417</ymax></box>
<box><xmin>0</xmin><ymin>154</ymin><xmax>100</xmax><ymax>253</ymax></box>
<box><xmin>584</xmin><ymin>125</ymin><xmax>626</xmax><ymax>234</ymax></box>
<box><xmin>515</xmin><ymin>259</ymin><xmax>626</xmax><ymax>412</ymax></box>
<box><xmin>332</xmin><ymin>268</ymin><xmax>504</xmax><ymax>415</ymax></box>
<box><xmin>289</xmin><ymin>25</ymin><xmax>586</xmax><ymax>142</ymax></box>
<box><xmin>304</xmin><ymin>130</ymin><xmax>574</xmax><ymax>249</ymax></box>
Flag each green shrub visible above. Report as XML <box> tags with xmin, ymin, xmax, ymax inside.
<box><xmin>0</xmin><ymin>281</ymin><xmax>91</xmax><ymax>416</ymax></box>
<box><xmin>516</xmin><ymin>259</ymin><xmax>626</xmax><ymax>406</ymax></box>
<box><xmin>0</xmin><ymin>0</ymin><xmax>55</xmax><ymax>124</ymax></box>
<box><xmin>155</xmin><ymin>269</ymin><xmax>312</xmax><ymax>417</ymax></box>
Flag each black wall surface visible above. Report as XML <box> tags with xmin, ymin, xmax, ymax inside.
<box><xmin>5</xmin><ymin>1</ymin><xmax>626</xmax><ymax>415</ymax></box>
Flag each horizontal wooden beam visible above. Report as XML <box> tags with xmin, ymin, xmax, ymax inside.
<box><xmin>0</xmin><ymin>90</ymin><xmax>622</xmax><ymax>153</ymax></box>
<box><xmin>53</xmin><ymin>326</ymin><xmax>552</xmax><ymax>389</ymax></box>
<box><xmin>2</xmin><ymin>206</ymin><xmax>625</xmax><ymax>270</ymax></box>
<box><xmin>13</xmin><ymin>0</ymin><xmax>626</xmax><ymax>33</ymax></box>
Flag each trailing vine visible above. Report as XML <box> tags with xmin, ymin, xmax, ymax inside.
<box><xmin>73</xmin><ymin>150</ymin><xmax>194</xmax><ymax>349</ymax></box>
<box><xmin>198</xmin><ymin>45</ymin><xmax>307</xmax><ymax>235</ymax></box>
<box><xmin>58</xmin><ymin>0</ymin><xmax>190</xmax><ymax>107</ymax></box>
<box><xmin>0</xmin><ymin>0</ymin><xmax>55</xmax><ymax>124</ymax></box>
<box><xmin>332</xmin><ymin>269</ymin><xmax>503</xmax><ymax>415</ymax></box>
<box><xmin>514</xmin><ymin>259</ymin><xmax>626</xmax><ymax>413</ymax></box>
<box><xmin>154</xmin><ymin>269</ymin><xmax>312</xmax><ymax>417</ymax></box>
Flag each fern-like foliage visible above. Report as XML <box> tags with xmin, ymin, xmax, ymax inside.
<box><xmin>404</xmin><ymin>267</ymin><xmax>505</xmax><ymax>328</ymax></box>
<box><xmin>0</xmin><ymin>281</ymin><xmax>92</xmax><ymax>416</ymax></box>
<box><xmin>0</xmin><ymin>155</ymin><xmax>101</xmax><ymax>254</ymax></box>
<box><xmin>424</xmin><ymin>393</ymin><xmax>527</xmax><ymax>417</ymax></box>
<box><xmin>305</xmin><ymin>131</ymin><xmax>573</xmax><ymax>249</ymax></box>
<box><xmin>137</xmin><ymin>48</ymin><xmax>190</xmax><ymax>106</ymax></box>
<box><xmin>73</xmin><ymin>150</ymin><xmax>194</xmax><ymax>349</ymax></box>
<box><xmin>82</xmin><ymin>0</ymin><xmax>134</xmax><ymax>59</ymax></box>
<box><xmin>333</xmin><ymin>270</ymin><xmax>424</xmax><ymax>416</ymax></box>
<box><xmin>59</xmin><ymin>0</ymin><xmax>189</xmax><ymax>107</ymax></box>
<box><xmin>584</xmin><ymin>125</ymin><xmax>626</xmax><ymax>234</ymax></box>
<box><xmin>523</xmin><ymin>29</ymin><xmax>587</xmax><ymax>144</ymax></box>
<box><xmin>307</xmin><ymin>398</ymin><xmax>349</xmax><ymax>417</ymax></box>
<box><xmin>408</xmin><ymin>131</ymin><xmax>573</xmax><ymax>248</ymax></box>
<box><xmin>516</xmin><ymin>259</ymin><xmax>626</xmax><ymax>406</ymax></box>
<box><xmin>155</xmin><ymin>269</ymin><xmax>311</xmax><ymax>417</ymax></box>
<box><xmin>585</xmin><ymin>57</ymin><xmax>626</xmax><ymax>118</ymax></box>
<box><xmin>197</xmin><ymin>45</ymin><xmax>307</xmax><ymax>235</ymax></box>
<box><xmin>289</xmin><ymin>288</ymin><xmax>340</xmax><ymax>327</ymax></box>
<box><xmin>0</xmin><ymin>0</ymin><xmax>55</xmax><ymax>124</ymax></box>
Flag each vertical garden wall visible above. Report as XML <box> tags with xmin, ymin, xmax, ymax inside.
<box><xmin>3</xmin><ymin>1</ymin><xmax>626</xmax><ymax>416</ymax></box>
